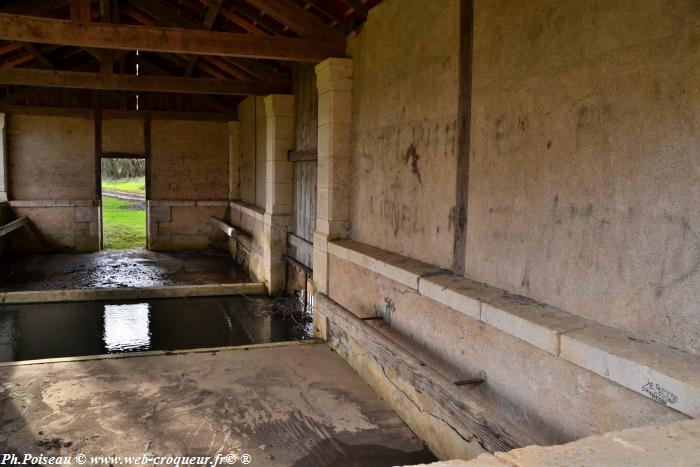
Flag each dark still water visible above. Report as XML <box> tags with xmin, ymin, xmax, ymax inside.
<box><xmin>0</xmin><ymin>296</ymin><xmax>311</xmax><ymax>363</ymax></box>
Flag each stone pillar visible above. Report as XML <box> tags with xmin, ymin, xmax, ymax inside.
<box><xmin>228</xmin><ymin>121</ymin><xmax>241</xmax><ymax>201</ymax></box>
<box><xmin>313</xmin><ymin>58</ymin><xmax>353</xmax><ymax>295</ymax></box>
<box><xmin>0</xmin><ymin>113</ymin><xmax>7</xmax><ymax>201</ymax></box>
<box><xmin>263</xmin><ymin>94</ymin><xmax>295</xmax><ymax>293</ymax></box>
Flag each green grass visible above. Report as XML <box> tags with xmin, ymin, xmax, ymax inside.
<box><xmin>102</xmin><ymin>176</ymin><xmax>146</xmax><ymax>194</ymax></box>
<box><xmin>102</xmin><ymin>196</ymin><xmax>146</xmax><ymax>249</ymax></box>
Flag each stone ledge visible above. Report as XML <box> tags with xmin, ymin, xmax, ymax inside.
<box><xmin>330</xmin><ymin>239</ymin><xmax>442</xmax><ymax>288</ymax></box>
<box><xmin>327</xmin><ymin>239</ymin><xmax>700</xmax><ymax>417</ymax></box>
<box><xmin>0</xmin><ymin>282</ymin><xmax>266</xmax><ymax>304</ymax></box>
<box><xmin>413</xmin><ymin>418</ymin><xmax>700</xmax><ymax>467</ymax></box>
<box><xmin>10</xmin><ymin>200</ymin><xmax>98</xmax><ymax>207</ymax></box>
<box><xmin>230</xmin><ymin>200</ymin><xmax>265</xmax><ymax>221</ymax></box>
<box><xmin>560</xmin><ymin>326</ymin><xmax>700</xmax><ymax>417</ymax></box>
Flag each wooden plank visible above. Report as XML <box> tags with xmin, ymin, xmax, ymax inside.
<box><xmin>0</xmin><ymin>216</ymin><xmax>28</xmax><ymax>237</ymax></box>
<box><xmin>209</xmin><ymin>216</ymin><xmax>251</xmax><ymax>238</ymax></box>
<box><xmin>451</xmin><ymin>0</ymin><xmax>474</xmax><ymax>275</ymax></box>
<box><xmin>292</xmin><ymin>63</ymin><xmax>318</xmax><ymax>153</ymax></box>
<box><xmin>0</xmin><ymin>13</ymin><xmax>345</xmax><ymax>62</ymax></box>
<box><xmin>292</xmin><ymin>160</ymin><xmax>317</xmax><ymax>242</ymax></box>
<box><xmin>245</xmin><ymin>0</ymin><xmax>345</xmax><ymax>42</ymax></box>
<box><xmin>316</xmin><ymin>293</ymin><xmax>537</xmax><ymax>453</ymax></box>
<box><xmin>0</xmin><ymin>104</ymin><xmax>236</xmax><ymax>121</ymax></box>
<box><xmin>0</xmin><ymin>68</ymin><xmax>291</xmax><ymax>96</ymax></box>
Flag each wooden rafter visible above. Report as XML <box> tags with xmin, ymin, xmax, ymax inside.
<box><xmin>0</xmin><ymin>68</ymin><xmax>291</xmax><ymax>96</ymax></box>
<box><xmin>184</xmin><ymin>0</ymin><xmax>224</xmax><ymax>77</ymax></box>
<box><xmin>19</xmin><ymin>43</ymin><xmax>54</xmax><ymax>69</ymax></box>
<box><xmin>0</xmin><ymin>14</ymin><xmax>345</xmax><ymax>61</ymax></box>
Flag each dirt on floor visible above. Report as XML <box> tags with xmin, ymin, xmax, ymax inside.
<box><xmin>0</xmin><ymin>249</ymin><xmax>251</xmax><ymax>291</ymax></box>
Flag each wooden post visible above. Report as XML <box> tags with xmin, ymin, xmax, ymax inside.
<box><xmin>451</xmin><ymin>0</ymin><xmax>474</xmax><ymax>275</ymax></box>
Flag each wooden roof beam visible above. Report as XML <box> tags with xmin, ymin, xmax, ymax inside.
<box><xmin>0</xmin><ymin>68</ymin><xmax>291</xmax><ymax>96</ymax></box>
<box><xmin>0</xmin><ymin>13</ymin><xmax>344</xmax><ymax>61</ymax></box>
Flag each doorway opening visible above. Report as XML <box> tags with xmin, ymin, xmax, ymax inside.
<box><xmin>101</xmin><ymin>158</ymin><xmax>147</xmax><ymax>249</ymax></box>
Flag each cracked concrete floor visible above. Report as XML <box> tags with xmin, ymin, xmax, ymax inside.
<box><xmin>0</xmin><ymin>342</ymin><xmax>435</xmax><ymax>466</ymax></box>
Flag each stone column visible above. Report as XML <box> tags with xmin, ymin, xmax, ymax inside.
<box><xmin>0</xmin><ymin>113</ymin><xmax>7</xmax><ymax>201</ymax></box>
<box><xmin>313</xmin><ymin>58</ymin><xmax>353</xmax><ymax>295</ymax></box>
<box><xmin>263</xmin><ymin>94</ymin><xmax>295</xmax><ymax>293</ymax></box>
<box><xmin>228</xmin><ymin>121</ymin><xmax>241</xmax><ymax>201</ymax></box>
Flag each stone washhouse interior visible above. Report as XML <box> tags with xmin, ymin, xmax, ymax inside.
<box><xmin>0</xmin><ymin>0</ymin><xmax>698</xmax><ymax>466</ymax></box>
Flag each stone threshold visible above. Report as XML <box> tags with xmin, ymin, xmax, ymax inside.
<box><xmin>0</xmin><ymin>282</ymin><xmax>266</xmax><ymax>304</ymax></box>
<box><xmin>148</xmin><ymin>199</ymin><xmax>229</xmax><ymax>207</ymax></box>
<box><xmin>0</xmin><ymin>339</ymin><xmax>317</xmax><ymax>368</ymax></box>
<box><xmin>328</xmin><ymin>239</ymin><xmax>700</xmax><ymax>418</ymax></box>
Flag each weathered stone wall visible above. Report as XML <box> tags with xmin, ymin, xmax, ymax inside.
<box><xmin>465</xmin><ymin>0</ymin><xmax>700</xmax><ymax>354</ymax></box>
<box><xmin>7</xmin><ymin>115</ymin><xmax>99</xmax><ymax>252</ymax></box>
<box><xmin>346</xmin><ymin>0</ymin><xmax>460</xmax><ymax>270</ymax></box>
<box><xmin>148</xmin><ymin>119</ymin><xmax>229</xmax><ymax>250</ymax></box>
<box><xmin>316</xmin><ymin>0</ymin><xmax>700</xmax><ymax>449</ymax></box>
<box><xmin>343</xmin><ymin>0</ymin><xmax>700</xmax><ymax>352</ymax></box>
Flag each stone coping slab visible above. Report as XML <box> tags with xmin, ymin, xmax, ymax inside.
<box><xmin>327</xmin><ymin>239</ymin><xmax>700</xmax><ymax>417</ymax></box>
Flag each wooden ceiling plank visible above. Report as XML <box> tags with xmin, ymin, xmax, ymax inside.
<box><xmin>126</xmin><ymin>0</ymin><xmax>194</xmax><ymax>28</ymax></box>
<box><xmin>135</xmin><ymin>55</ymin><xmax>233</xmax><ymax>112</ymax></box>
<box><xmin>0</xmin><ymin>68</ymin><xmax>291</xmax><ymax>96</ymax></box>
<box><xmin>303</xmin><ymin>0</ymin><xmax>350</xmax><ymax>31</ymax></box>
<box><xmin>244</xmin><ymin>0</ymin><xmax>345</xmax><ymax>42</ymax></box>
<box><xmin>0</xmin><ymin>13</ymin><xmax>344</xmax><ymax>61</ymax></box>
<box><xmin>339</xmin><ymin>0</ymin><xmax>369</xmax><ymax>17</ymax></box>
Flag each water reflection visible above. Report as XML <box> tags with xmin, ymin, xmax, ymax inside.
<box><xmin>0</xmin><ymin>296</ymin><xmax>305</xmax><ymax>363</ymax></box>
<box><xmin>103</xmin><ymin>303</ymin><xmax>151</xmax><ymax>352</ymax></box>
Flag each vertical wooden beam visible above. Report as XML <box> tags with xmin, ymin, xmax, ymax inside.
<box><xmin>94</xmin><ymin>108</ymin><xmax>103</xmax><ymax>249</ymax></box>
<box><xmin>144</xmin><ymin>113</ymin><xmax>152</xmax><ymax>201</ymax></box>
<box><xmin>70</xmin><ymin>0</ymin><xmax>91</xmax><ymax>23</ymax></box>
<box><xmin>451</xmin><ymin>0</ymin><xmax>474</xmax><ymax>275</ymax></box>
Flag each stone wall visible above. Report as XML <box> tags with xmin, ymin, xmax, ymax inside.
<box><xmin>7</xmin><ymin>115</ymin><xmax>99</xmax><ymax>252</ymax></box>
<box><xmin>346</xmin><ymin>0</ymin><xmax>460</xmax><ymax>270</ymax></box>
<box><xmin>465</xmin><ymin>0</ymin><xmax>700</xmax><ymax>354</ymax></box>
<box><xmin>148</xmin><ymin>119</ymin><xmax>230</xmax><ymax>250</ymax></box>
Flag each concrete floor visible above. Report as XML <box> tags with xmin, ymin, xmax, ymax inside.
<box><xmin>0</xmin><ymin>342</ymin><xmax>434</xmax><ymax>466</ymax></box>
<box><xmin>0</xmin><ymin>249</ymin><xmax>250</xmax><ymax>291</ymax></box>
